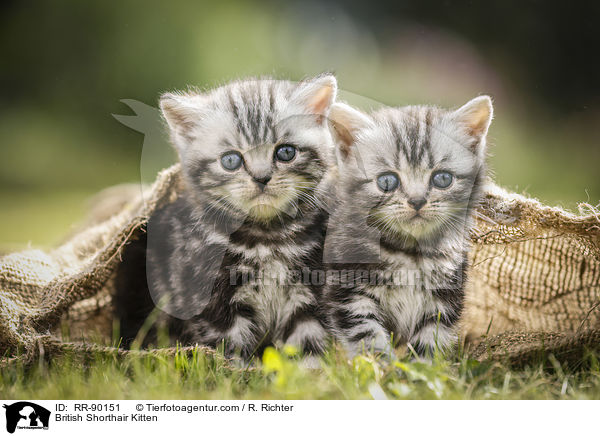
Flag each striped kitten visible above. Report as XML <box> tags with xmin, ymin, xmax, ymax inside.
<box><xmin>138</xmin><ymin>75</ymin><xmax>337</xmax><ymax>359</ymax></box>
<box><xmin>325</xmin><ymin>96</ymin><xmax>493</xmax><ymax>357</ymax></box>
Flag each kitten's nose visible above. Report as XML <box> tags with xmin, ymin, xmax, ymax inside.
<box><xmin>408</xmin><ymin>197</ymin><xmax>427</xmax><ymax>211</ymax></box>
<box><xmin>253</xmin><ymin>175</ymin><xmax>272</xmax><ymax>190</ymax></box>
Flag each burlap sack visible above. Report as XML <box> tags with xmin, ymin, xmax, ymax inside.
<box><xmin>1</xmin><ymin>164</ymin><xmax>599</xmax><ymax>367</ymax></box>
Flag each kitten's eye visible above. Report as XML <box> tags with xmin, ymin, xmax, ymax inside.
<box><xmin>275</xmin><ymin>144</ymin><xmax>297</xmax><ymax>162</ymax></box>
<box><xmin>220</xmin><ymin>151</ymin><xmax>243</xmax><ymax>171</ymax></box>
<box><xmin>431</xmin><ymin>171</ymin><xmax>453</xmax><ymax>189</ymax></box>
<box><xmin>376</xmin><ymin>173</ymin><xmax>400</xmax><ymax>192</ymax></box>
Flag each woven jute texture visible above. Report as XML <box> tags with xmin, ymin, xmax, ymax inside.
<box><xmin>1</xmin><ymin>164</ymin><xmax>599</xmax><ymax>367</ymax></box>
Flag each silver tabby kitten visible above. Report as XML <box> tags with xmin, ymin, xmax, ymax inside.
<box><xmin>324</xmin><ymin>96</ymin><xmax>493</xmax><ymax>357</ymax></box>
<box><xmin>135</xmin><ymin>75</ymin><xmax>338</xmax><ymax>359</ymax></box>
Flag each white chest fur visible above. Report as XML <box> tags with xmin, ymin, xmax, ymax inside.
<box><xmin>229</xmin><ymin>256</ymin><xmax>315</xmax><ymax>339</ymax></box>
<box><xmin>368</xmin><ymin>249</ymin><xmax>460</xmax><ymax>339</ymax></box>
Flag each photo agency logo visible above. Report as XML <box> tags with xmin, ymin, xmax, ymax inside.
<box><xmin>2</xmin><ymin>402</ymin><xmax>50</xmax><ymax>433</ymax></box>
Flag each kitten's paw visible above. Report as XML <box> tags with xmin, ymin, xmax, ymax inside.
<box><xmin>370</xmin><ymin>335</ymin><xmax>396</xmax><ymax>360</ymax></box>
<box><xmin>372</xmin><ymin>344</ymin><xmax>396</xmax><ymax>363</ymax></box>
<box><xmin>298</xmin><ymin>355</ymin><xmax>323</xmax><ymax>370</ymax></box>
<box><xmin>345</xmin><ymin>335</ymin><xmax>395</xmax><ymax>361</ymax></box>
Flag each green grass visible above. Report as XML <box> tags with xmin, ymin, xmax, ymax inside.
<box><xmin>2</xmin><ymin>344</ymin><xmax>600</xmax><ymax>400</ymax></box>
<box><xmin>0</xmin><ymin>189</ymin><xmax>98</xmax><ymax>251</ymax></box>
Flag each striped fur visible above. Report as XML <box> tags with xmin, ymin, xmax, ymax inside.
<box><xmin>325</xmin><ymin>97</ymin><xmax>493</xmax><ymax>357</ymax></box>
<box><xmin>117</xmin><ymin>76</ymin><xmax>338</xmax><ymax>359</ymax></box>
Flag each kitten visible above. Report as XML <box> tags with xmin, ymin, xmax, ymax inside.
<box><xmin>324</xmin><ymin>96</ymin><xmax>493</xmax><ymax>357</ymax></box>
<box><xmin>117</xmin><ymin>75</ymin><xmax>338</xmax><ymax>359</ymax></box>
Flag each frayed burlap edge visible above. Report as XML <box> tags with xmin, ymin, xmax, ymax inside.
<box><xmin>468</xmin><ymin>329</ymin><xmax>600</xmax><ymax>370</ymax></box>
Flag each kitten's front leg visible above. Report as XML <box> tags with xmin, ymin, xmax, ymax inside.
<box><xmin>282</xmin><ymin>305</ymin><xmax>330</xmax><ymax>357</ymax></box>
<box><xmin>221</xmin><ymin>313</ymin><xmax>263</xmax><ymax>360</ymax></box>
<box><xmin>181</xmin><ymin>316</ymin><xmax>256</xmax><ymax>362</ymax></box>
<box><xmin>408</xmin><ymin>312</ymin><xmax>458</xmax><ymax>358</ymax></box>
<box><xmin>344</xmin><ymin>321</ymin><xmax>393</xmax><ymax>358</ymax></box>
<box><xmin>409</xmin><ymin>276</ymin><xmax>465</xmax><ymax>357</ymax></box>
<box><xmin>333</xmin><ymin>306</ymin><xmax>392</xmax><ymax>358</ymax></box>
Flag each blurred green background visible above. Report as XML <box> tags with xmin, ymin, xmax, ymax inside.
<box><xmin>1</xmin><ymin>0</ymin><xmax>599</xmax><ymax>250</ymax></box>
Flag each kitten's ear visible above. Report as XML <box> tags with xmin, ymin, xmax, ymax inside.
<box><xmin>452</xmin><ymin>95</ymin><xmax>493</xmax><ymax>153</ymax></box>
<box><xmin>292</xmin><ymin>74</ymin><xmax>338</xmax><ymax>121</ymax></box>
<box><xmin>328</xmin><ymin>102</ymin><xmax>373</xmax><ymax>159</ymax></box>
<box><xmin>159</xmin><ymin>92</ymin><xmax>204</xmax><ymax>141</ymax></box>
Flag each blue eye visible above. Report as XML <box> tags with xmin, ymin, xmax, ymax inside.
<box><xmin>376</xmin><ymin>173</ymin><xmax>400</xmax><ymax>192</ymax></box>
<box><xmin>275</xmin><ymin>144</ymin><xmax>296</xmax><ymax>162</ymax></box>
<box><xmin>432</xmin><ymin>171</ymin><xmax>453</xmax><ymax>188</ymax></box>
<box><xmin>220</xmin><ymin>151</ymin><xmax>243</xmax><ymax>170</ymax></box>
